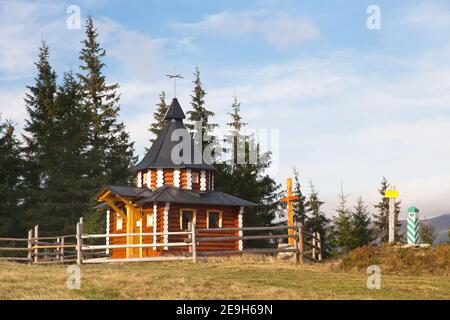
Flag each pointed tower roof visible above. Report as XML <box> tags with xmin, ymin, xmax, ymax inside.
<box><xmin>130</xmin><ymin>98</ymin><xmax>214</xmax><ymax>172</ymax></box>
<box><xmin>164</xmin><ymin>98</ymin><xmax>186</xmax><ymax>120</ymax></box>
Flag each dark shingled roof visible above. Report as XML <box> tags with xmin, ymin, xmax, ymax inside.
<box><xmin>97</xmin><ymin>185</ymin><xmax>154</xmax><ymax>198</ymax></box>
<box><xmin>130</xmin><ymin>98</ymin><xmax>215</xmax><ymax>172</ymax></box>
<box><xmin>95</xmin><ymin>185</ymin><xmax>258</xmax><ymax>208</ymax></box>
<box><xmin>135</xmin><ymin>186</ymin><xmax>258</xmax><ymax>207</ymax></box>
<box><xmin>164</xmin><ymin>98</ymin><xmax>185</xmax><ymax>120</ymax></box>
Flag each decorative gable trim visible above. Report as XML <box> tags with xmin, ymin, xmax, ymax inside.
<box><xmin>153</xmin><ymin>203</ymin><xmax>157</xmax><ymax>251</ymax></box>
<box><xmin>200</xmin><ymin>170</ymin><xmax>207</xmax><ymax>191</ymax></box>
<box><xmin>137</xmin><ymin>171</ymin><xmax>142</xmax><ymax>188</ymax></box>
<box><xmin>186</xmin><ymin>169</ymin><xmax>192</xmax><ymax>190</ymax></box>
<box><xmin>163</xmin><ymin>202</ymin><xmax>170</xmax><ymax>250</ymax></box>
<box><xmin>238</xmin><ymin>206</ymin><xmax>244</xmax><ymax>251</ymax></box>
<box><xmin>156</xmin><ymin>169</ymin><xmax>164</xmax><ymax>188</ymax></box>
<box><xmin>174</xmin><ymin>169</ymin><xmax>181</xmax><ymax>188</ymax></box>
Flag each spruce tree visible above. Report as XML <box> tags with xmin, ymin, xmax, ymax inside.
<box><xmin>373</xmin><ymin>177</ymin><xmax>401</xmax><ymax>243</ymax></box>
<box><xmin>304</xmin><ymin>182</ymin><xmax>332</xmax><ymax>258</ymax></box>
<box><xmin>0</xmin><ymin>117</ymin><xmax>23</xmax><ymax>236</ymax></box>
<box><xmin>215</xmin><ymin>96</ymin><xmax>280</xmax><ymax>246</ymax></box>
<box><xmin>22</xmin><ymin>40</ymin><xmax>59</xmax><ymax>232</ymax></box>
<box><xmin>186</xmin><ymin>66</ymin><xmax>218</xmax><ymax>152</ymax></box>
<box><xmin>351</xmin><ymin>197</ymin><xmax>372</xmax><ymax>248</ymax></box>
<box><xmin>78</xmin><ymin>16</ymin><xmax>136</xmax><ymax>230</ymax></box>
<box><xmin>227</xmin><ymin>94</ymin><xmax>247</xmax><ymax>134</ymax></box>
<box><xmin>22</xmin><ymin>43</ymin><xmax>93</xmax><ymax>234</ymax></box>
<box><xmin>50</xmin><ymin>71</ymin><xmax>92</xmax><ymax>232</ymax></box>
<box><xmin>78</xmin><ymin>16</ymin><xmax>136</xmax><ymax>187</ymax></box>
<box><xmin>148</xmin><ymin>91</ymin><xmax>168</xmax><ymax>147</ymax></box>
<box><xmin>292</xmin><ymin>168</ymin><xmax>306</xmax><ymax>225</ymax></box>
<box><xmin>331</xmin><ymin>186</ymin><xmax>354</xmax><ymax>254</ymax></box>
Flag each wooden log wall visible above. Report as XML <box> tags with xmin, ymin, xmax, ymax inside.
<box><xmin>166</xmin><ymin>204</ymin><xmax>239</xmax><ymax>254</ymax></box>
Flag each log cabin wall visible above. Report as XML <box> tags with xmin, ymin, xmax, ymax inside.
<box><xmin>109</xmin><ymin>205</ymin><xmax>127</xmax><ymax>259</ymax></box>
<box><xmin>166</xmin><ymin>204</ymin><xmax>239</xmax><ymax>255</ymax></box>
<box><xmin>141</xmin><ymin>206</ymin><xmax>160</xmax><ymax>257</ymax></box>
<box><xmin>180</xmin><ymin>168</ymin><xmax>188</xmax><ymax>189</ymax></box>
<box><xmin>109</xmin><ymin>202</ymin><xmax>239</xmax><ymax>258</ymax></box>
<box><xmin>164</xmin><ymin>169</ymin><xmax>174</xmax><ymax>186</ymax></box>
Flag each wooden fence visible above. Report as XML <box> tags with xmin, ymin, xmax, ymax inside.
<box><xmin>0</xmin><ymin>218</ymin><xmax>322</xmax><ymax>265</ymax></box>
<box><xmin>0</xmin><ymin>225</ymin><xmax>78</xmax><ymax>264</ymax></box>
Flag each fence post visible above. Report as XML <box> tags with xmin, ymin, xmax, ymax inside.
<box><xmin>312</xmin><ymin>232</ymin><xmax>317</xmax><ymax>260</ymax></box>
<box><xmin>317</xmin><ymin>232</ymin><xmax>322</xmax><ymax>261</ymax></box>
<box><xmin>297</xmin><ymin>224</ymin><xmax>304</xmax><ymax>264</ymax></box>
<box><xmin>76</xmin><ymin>218</ymin><xmax>84</xmax><ymax>265</ymax></box>
<box><xmin>34</xmin><ymin>225</ymin><xmax>39</xmax><ymax>264</ymax></box>
<box><xmin>56</xmin><ymin>237</ymin><xmax>60</xmax><ymax>261</ymax></box>
<box><xmin>294</xmin><ymin>224</ymin><xmax>299</xmax><ymax>264</ymax></box>
<box><xmin>60</xmin><ymin>237</ymin><xmax>65</xmax><ymax>263</ymax></box>
<box><xmin>27</xmin><ymin>229</ymin><xmax>33</xmax><ymax>264</ymax></box>
<box><xmin>191</xmin><ymin>223</ymin><xmax>197</xmax><ymax>263</ymax></box>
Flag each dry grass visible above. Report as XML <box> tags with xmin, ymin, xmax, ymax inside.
<box><xmin>0</xmin><ymin>254</ymin><xmax>449</xmax><ymax>300</ymax></box>
<box><xmin>335</xmin><ymin>244</ymin><xmax>450</xmax><ymax>276</ymax></box>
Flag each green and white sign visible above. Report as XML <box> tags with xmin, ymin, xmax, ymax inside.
<box><xmin>407</xmin><ymin>206</ymin><xmax>420</xmax><ymax>245</ymax></box>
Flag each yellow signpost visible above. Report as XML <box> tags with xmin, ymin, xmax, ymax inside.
<box><xmin>385</xmin><ymin>188</ymin><xmax>399</xmax><ymax>243</ymax></box>
<box><xmin>280</xmin><ymin>178</ymin><xmax>299</xmax><ymax>245</ymax></box>
<box><xmin>384</xmin><ymin>190</ymin><xmax>399</xmax><ymax>198</ymax></box>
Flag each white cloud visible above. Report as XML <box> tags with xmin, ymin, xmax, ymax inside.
<box><xmin>0</xmin><ymin>88</ymin><xmax>27</xmax><ymax>121</ymax></box>
<box><xmin>198</xmin><ymin>47</ymin><xmax>450</xmax><ymax>218</ymax></box>
<box><xmin>0</xmin><ymin>1</ymin><xmax>64</xmax><ymax>76</ymax></box>
<box><xmin>96</xmin><ymin>17</ymin><xmax>164</xmax><ymax>80</ymax></box>
<box><xmin>171</xmin><ymin>10</ymin><xmax>320</xmax><ymax>49</ymax></box>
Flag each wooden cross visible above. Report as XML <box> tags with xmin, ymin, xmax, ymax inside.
<box><xmin>280</xmin><ymin>177</ymin><xmax>299</xmax><ymax>245</ymax></box>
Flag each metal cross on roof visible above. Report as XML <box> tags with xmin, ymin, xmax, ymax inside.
<box><xmin>166</xmin><ymin>68</ymin><xmax>183</xmax><ymax>98</ymax></box>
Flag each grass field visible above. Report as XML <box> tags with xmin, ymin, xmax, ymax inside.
<box><xmin>0</xmin><ymin>255</ymin><xmax>449</xmax><ymax>300</ymax></box>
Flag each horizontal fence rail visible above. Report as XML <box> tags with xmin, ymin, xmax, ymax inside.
<box><xmin>0</xmin><ymin>218</ymin><xmax>322</xmax><ymax>265</ymax></box>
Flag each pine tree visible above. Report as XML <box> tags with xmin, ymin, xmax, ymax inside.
<box><xmin>304</xmin><ymin>181</ymin><xmax>332</xmax><ymax>257</ymax></box>
<box><xmin>215</xmin><ymin>96</ymin><xmax>280</xmax><ymax>247</ymax></box>
<box><xmin>292</xmin><ymin>168</ymin><xmax>306</xmax><ymax>225</ymax></box>
<box><xmin>22</xmin><ymin>43</ymin><xmax>93</xmax><ymax>234</ymax></box>
<box><xmin>351</xmin><ymin>197</ymin><xmax>372</xmax><ymax>248</ymax></box>
<box><xmin>21</xmin><ymin>40</ymin><xmax>59</xmax><ymax>232</ymax></box>
<box><xmin>373</xmin><ymin>177</ymin><xmax>401</xmax><ymax>243</ymax></box>
<box><xmin>227</xmin><ymin>94</ymin><xmax>247</xmax><ymax>134</ymax></box>
<box><xmin>78</xmin><ymin>16</ymin><xmax>136</xmax><ymax>187</ymax></box>
<box><xmin>331</xmin><ymin>186</ymin><xmax>354</xmax><ymax>254</ymax></box>
<box><xmin>50</xmin><ymin>71</ymin><xmax>92</xmax><ymax>233</ymax></box>
<box><xmin>148</xmin><ymin>91</ymin><xmax>168</xmax><ymax>147</ymax></box>
<box><xmin>186</xmin><ymin>66</ymin><xmax>218</xmax><ymax>152</ymax></box>
<box><xmin>0</xmin><ymin>117</ymin><xmax>23</xmax><ymax>236</ymax></box>
<box><xmin>78</xmin><ymin>16</ymin><xmax>136</xmax><ymax>229</ymax></box>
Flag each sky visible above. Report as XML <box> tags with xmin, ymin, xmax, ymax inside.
<box><xmin>1</xmin><ymin>0</ymin><xmax>450</xmax><ymax>219</ymax></box>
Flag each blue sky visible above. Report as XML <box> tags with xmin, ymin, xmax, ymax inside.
<box><xmin>1</xmin><ymin>0</ymin><xmax>450</xmax><ymax>218</ymax></box>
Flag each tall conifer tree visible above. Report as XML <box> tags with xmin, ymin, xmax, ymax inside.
<box><xmin>78</xmin><ymin>16</ymin><xmax>135</xmax><ymax>188</ymax></box>
<box><xmin>215</xmin><ymin>96</ymin><xmax>280</xmax><ymax>246</ymax></box>
<box><xmin>304</xmin><ymin>182</ymin><xmax>332</xmax><ymax>258</ymax></box>
<box><xmin>331</xmin><ymin>186</ymin><xmax>354</xmax><ymax>254</ymax></box>
<box><xmin>22</xmin><ymin>40</ymin><xmax>59</xmax><ymax>231</ymax></box>
<box><xmin>0</xmin><ymin>117</ymin><xmax>23</xmax><ymax>236</ymax></box>
<box><xmin>292</xmin><ymin>168</ymin><xmax>306</xmax><ymax>225</ymax></box>
<box><xmin>186</xmin><ymin>67</ymin><xmax>218</xmax><ymax>152</ymax></box>
<box><xmin>373</xmin><ymin>177</ymin><xmax>401</xmax><ymax>243</ymax></box>
<box><xmin>148</xmin><ymin>91</ymin><xmax>168</xmax><ymax>147</ymax></box>
<box><xmin>351</xmin><ymin>197</ymin><xmax>372</xmax><ymax>248</ymax></box>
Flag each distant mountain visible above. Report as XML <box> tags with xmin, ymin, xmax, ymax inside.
<box><xmin>399</xmin><ymin>214</ymin><xmax>450</xmax><ymax>244</ymax></box>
